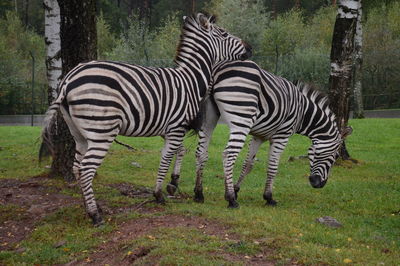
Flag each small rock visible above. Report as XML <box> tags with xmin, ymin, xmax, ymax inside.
<box><xmin>316</xmin><ymin>216</ymin><xmax>343</xmax><ymax>228</ymax></box>
<box><xmin>27</xmin><ymin>205</ymin><xmax>44</xmax><ymax>215</ymax></box>
<box><xmin>54</xmin><ymin>240</ymin><xmax>67</xmax><ymax>248</ymax></box>
<box><xmin>131</xmin><ymin>161</ymin><xmax>142</xmax><ymax>168</ymax></box>
<box><xmin>15</xmin><ymin>247</ymin><xmax>26</xmax><ymax>253</ymax></box>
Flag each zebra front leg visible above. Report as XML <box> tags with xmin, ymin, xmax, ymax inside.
<box><xmin>234</xmin><ymin>136</ymin><xmax>263</xmax><ymax>199</ymax></box>
<box><xmin>154</xmin><ymin>132</ymin><xmax>185</xmax><ymax>204</ymax></box>
<box><xmin>167</xmin><ymin>145</ymin><xmax>186</xmax><ymax>196</ymax></box>
<box><xmin>263</xmin><ymin>139</ymin><xmax>288</xmax><ymax>206</ymax></box>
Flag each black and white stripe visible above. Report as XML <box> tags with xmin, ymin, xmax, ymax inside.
<box><xmin>170</xmin><ymin>60</ymin><xmax>350</xmax><ymax>207</ymax></box>
<box><xmin>40</xmin><ymin>13</ymin><xmax>252</xmax><ymax>225</ymax></box>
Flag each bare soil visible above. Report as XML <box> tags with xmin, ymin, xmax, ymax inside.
<box><xmin>0</xmin><ymin>177</ymin><xmax>277</xmax><ymax>265</ymax></box>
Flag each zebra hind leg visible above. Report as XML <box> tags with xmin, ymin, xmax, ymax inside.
<box><xmin>223</xmin><ymin>130</ymin><xmax>250</xmax><ymax>208</ymax></box>
<box><xmin>263</xmin><ymin>139</ymin><xmax>288</xmax><ymax>206</ymax></box>
<box><xmin>166</xmin><ymin>145</ymin><xmax>186</xmax><ymax>196</ymax></box>
<box><xmin>234</xmin><ymin>137</ymin><xmax>263</xmax><ymax>199</ymax></box>
<box><xmin>78</xmin><ymin>138</ymin><xmax>115</xmax><ymax>226</ymax></box>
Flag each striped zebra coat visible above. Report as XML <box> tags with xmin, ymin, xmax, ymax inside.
<box><xmin>40</xmin><ymin>13</ymin><xmax>252</xmax><ymax>225</ymax></box>
<box><xmin>168</xmin><ymin>60</ymin><xmax>351</xmax><ymax>207</ymax></box>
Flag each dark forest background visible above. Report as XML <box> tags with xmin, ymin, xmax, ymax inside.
<box><xmin>1</xmin><ymin>0</ymin><xmax>399</xmax><ymax>114</ymax></box>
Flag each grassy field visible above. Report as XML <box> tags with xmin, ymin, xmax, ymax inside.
<box><xmin>0</xmin><ymin>118</ymin><xmax>399</xmax><ymax>265</ymax></box>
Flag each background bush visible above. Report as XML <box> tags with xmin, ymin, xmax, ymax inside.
<box><xmin>0</xmin><ymin>0</ymin><xmax>399</xmax><ymax>114</ymax></box>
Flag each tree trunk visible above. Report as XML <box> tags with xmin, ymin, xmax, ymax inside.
<box><xmin>44</xmin><ymin>0</ymin><xmax>62</xmax><ymax>104</ymax></box>
<box><xmin>51</xmin><ymin>0</ymin><xmax>97</xmax><ymax>181</ymax></box>
<box><xmin>294</xmin><ymin>0</ymin><xmax>300</xmax><ymax>9</ymax></box>
<box><xmin>25</xmin><ymin>0</ymin><xmax>29</xmax><ymax>27</ymax></box>
<box><xmin>352</xmin><ymin>0</ymin><xmax>364</xmax><ymax>119</ymax></box>
<box><xmin>328</xmin><ymin>0</ymin><xmax>360</xmax><ymax>160</ymax></box>
<box><xmin>272</xmin><ymin>0</ymin><xmax>277</xmax><ymax>19</ymax></box>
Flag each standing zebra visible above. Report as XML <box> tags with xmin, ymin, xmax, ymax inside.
<box><xmin>168</xmin><ymin>60</ymin><xmax>352</xmax><ymax>208</ymax></box>
<box><xmin>40</xmin><ymin>13</ymin><xmax>252</xmax><ymax>225</ymax></box>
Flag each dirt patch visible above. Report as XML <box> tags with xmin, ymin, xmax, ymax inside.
<box><xmin>0</xmin><ymin>179</ymin><xmax>277</xmax><ymax>265</ymax></box>
<box><xmin>0</xmin><ymin>176</ymin><xmax>79</xmax><ymax>250</ymax></box>
<box><xmin>68</xmin><ymin>208</ymin><xmax>275</xmax><ymax>265</ymax></box>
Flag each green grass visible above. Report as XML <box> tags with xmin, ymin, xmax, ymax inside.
<box><xmin>0</xmin><ymin>119</ymin><xmax>399</xmax><ymax>265</ymax></box>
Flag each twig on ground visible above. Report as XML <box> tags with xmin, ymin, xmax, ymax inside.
<box><xmin>114</xmin><ymin>139</ymin><xmax>136</xmax><ymax>151</ymax></box>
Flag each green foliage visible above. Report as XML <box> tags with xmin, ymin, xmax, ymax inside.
<box><xmin>108</xmin><ymin>12</ymin><xmax>180</xmax><ymax>66</ymax></box>
<box><xmin>0</xmin><ymin>11</ymin><xmax>46</xmax><ymax>115</ymax></box>
<box><xmin>275</xmin><ymin>47</ymin><xmax>330</xmax><ymax>89</ymax></box>
<box><xmin>363</xmin><ymin>1</ymin><xmax>400</xmax><ymax>109</ymax></box>
<box><xmin>206</xmin><ymin>0</ymin><xmax>270</xmax><ymax>55</ymax></box>
<box><xmin>262</xmin><ymin>8</ymin><xmax>306</xmax><ymax>57</ymax></box>
<box><xmin>97</xmin><ymin>12</ymin><xmax>118</xmax><ymax>60</ymax></box>
<box><xmin>256</xmin><ymin>6</ymin><xmax>334</xmax><ymax>89</ymax></box>
<box><xmin>149</xmin><ymin>13</ymin><xmax>181</xmax><ymax>61</ymax></box>
<box><xmin>108</xmin><ymin>13</ymin><xmax>155</xmax><ymax>65</ymax></box>
<box><xmin>307</xmin><ymin>5</ymin><xmax>336</xmax><ymax>49</ymax></box>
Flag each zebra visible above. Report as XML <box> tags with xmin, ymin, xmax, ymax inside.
<box><xmin>40</xmin><ymin>13</ymin><xmax>252</xmax><ymax>226</ymax></box>
<box><xmin>167</xmin><ymin>60</ymin><xmax>352</xmax><ymax>208</ymax></box>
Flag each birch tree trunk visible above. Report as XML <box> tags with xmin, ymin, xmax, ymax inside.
<box><xmin>328</xmin><ymin>0</ymin><xmax>360</xmax><ymax>160</ymax></box>
<box><xmin>50</xmin><ymin>0</ymin><xmax>97</xmax><ymax>181</ymax></box>
<box><xmin>352</xmin><ymin>0</ymin><xmax>364</xmax><ymax>119</ymax></box>
<box><xmin>44</xmin><ymin>0</ymin><xmax>62</xmax><ymax>104</ymax></box>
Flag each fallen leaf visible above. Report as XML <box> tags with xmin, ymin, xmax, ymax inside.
<box><xmin>343</xmin><ymin>258</ymin><xmax>352</xmax><ymax>264</ymax></box>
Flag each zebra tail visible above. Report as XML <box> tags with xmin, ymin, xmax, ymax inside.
<box><xmin>39</xmin><ymin>82</ymin><xmax>67</xmax><ymax>164</ymax></box>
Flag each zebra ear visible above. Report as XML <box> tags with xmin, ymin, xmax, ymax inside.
<box><xmin>209</xmin><ymin>15</ymin><xmax>217</xmax><ymax>24</ymax></box>
<box><xmin>341</xmin><ymin>126</ymin><xmax>353</xmax><ymax>139</ymax></box>
<box><xmin>197</xmin><ymin>13</ymin><xmax>210</xmax><ymax>30</ymax></box>
<box><xmin>183</xmin><ymin>16</ymin><xmax>187</xmax><ymax>22</ymax></box>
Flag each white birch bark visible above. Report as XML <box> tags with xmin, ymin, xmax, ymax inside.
<box><xmin>352</xmin><ymin>0</ymin><xmax>364</xmax><ymax>118</ymax></box>
<box><xmin>44</xmin><ymin>0</ymin><xmax>62</xmax><ymax>103</ymax></box>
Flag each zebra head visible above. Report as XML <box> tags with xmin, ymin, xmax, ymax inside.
<box><xmin>178</xmin><ymin>13</ymin><xmax>252</xmax><ymax>65</ymax></box>
<box><xmin>308</xmin><ymin>126</ymin><xmax>353</xmax><ymax>188</ymax></box>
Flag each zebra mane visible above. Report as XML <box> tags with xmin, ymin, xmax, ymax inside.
<box><xmin>174</xmin><ymin>13</ymin><xmax>216</xmax><ymax>64</ymax></box>
<box><xmin>294</xmin><ymin>80</ymin><xmax>336</xmax><ymax>120</ymax></box>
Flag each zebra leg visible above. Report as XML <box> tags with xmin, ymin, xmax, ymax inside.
<box><xmin>234</xmin><ymin>136</ymin><xmax>263</xmax><ymax>199</ymax></box>
<box><xmin>263</xmin><ymin>139</ymin><xmax>288</xmax><ymax>206</ymax></box>
<box><xmin>223</xmin><ymin>131</ymin><xmax>249</xmax><ymax>208</ymax></box>
<box><xmin>166</xmin><ymin>145</ymin><xmax>186</xmax><ymax>196</ymax></box>
<box><xmin>193</xmin><ymin>129</ymin><xmax>214</xmax><ymax>202</ymax></box>
<box><xmin>60</xmin><ymin>106</ymin><xmax>109</xmax><ymax>226</ymax></box>
<box><xmin>77</xmin><ymin>138</ymin><xmax>116</xmax><ymax>226</ymax></box>
<box><xmin>194</xmin><ymin>103</ymin><xmax>219</xmax><ymax>203</ymax></box>
<box><xmin>154</xmin><ymin>132</ymin><xmax>185</xmax><ymax>204</ymax></box>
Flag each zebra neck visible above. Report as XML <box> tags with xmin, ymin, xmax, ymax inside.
<box><xmin>175</xmin><ymin>59</ymin><xmax>212</xmax><ymax>101</ymax></box>
<box><xmin>296</xmin><ymin>101</ymin><xmax>332</xmax><ymax>140</ymax></box>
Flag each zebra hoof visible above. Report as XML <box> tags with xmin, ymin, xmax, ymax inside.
<box><xmin>227</xmin><ymin>200</ymin><xmax>239</xmax><ymax>208</ymax></box>
<box><xmin>193</xmin><ymin>190</ymin><xmax>204</xmax><ymax>203</ymax></box>
<box><xmin>234</xmin><ymin>186</ymin><xmax>240</xmax><ymax>199</ymax></box>
<box><xmin>266</xmin><ymin>199</ymin><xmax>277</xmax><ymax>206</ymax></box>
<box><xmin>166</xmin><ymin>183</ymin><xmax>177</xmax><ymax>196</ymax></box>
<box><xmin>96</xmin><ymin>203</ymin><xmax>103</xmax><ymax>215</ymax></box>
<box><xmin>153</xmin><ymin>191</ymin><xmax>166</xmax><ymax>205</ymax></box>
<box><xmin>90</xmin><ymin>212</ymin><xmax>104</xmax><ymax>227</ymax></box>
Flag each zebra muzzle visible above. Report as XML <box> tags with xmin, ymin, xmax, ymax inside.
<box><xmin>309</xmin><ymin>175</ymin><xmax>327</xmax><ymax>188</ymax></box>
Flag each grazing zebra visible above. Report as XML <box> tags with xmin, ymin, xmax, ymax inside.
<box><xmin>40</xmin><ymin>13</ymin><xmax>252</xmax><ymax>225</ymax></box>
<box><xmin>168</xmin><ymin>60</ymin><xmax>352</xmax><ymax>207</ymax></box>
